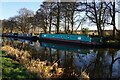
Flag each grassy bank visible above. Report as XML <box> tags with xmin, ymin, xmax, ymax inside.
<box><xmin>1</xmin><ymin>45</ymin><xmax>64</xmax><ymax>79</ymax></box>
<box><xmin>1</xmin><ymin>50</ymin><xmax>38</xmax><ymax>80</ymax></box>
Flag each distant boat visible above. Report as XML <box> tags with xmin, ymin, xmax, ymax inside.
<box><xmin>2</xmin><ymin>33</ymin><xmax>38</xmax><ymax>41</ymax></box>
<box><xmin>17</xmin><ymin>33</ymin><xmax>38</xmax><ymax>41</ymax></box>
<box><xmin>39</xmin><ymin>34</ymin><xmax>103</xmax><ymax>47</ymax></box>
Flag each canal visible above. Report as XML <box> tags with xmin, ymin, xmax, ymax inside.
<box><xmin>2</xmin><ymin>38</ymin><xmax>120</xmax><ymax>79</ymax></box>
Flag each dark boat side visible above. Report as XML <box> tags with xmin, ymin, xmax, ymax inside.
<box><xmin>1</xmin><ymin>33</ymin><xmax>38</xmax><ymax>42</ymax></box>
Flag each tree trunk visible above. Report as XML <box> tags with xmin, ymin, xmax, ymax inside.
<box><xmin>49</xmin><ymin>15</ymin><xmax>52</xmax><ymax>33</ymax></box>
<box><xmin>112</xmin><ymin>1</ymin><xmax>116</xmax><ymax>37</ymax></box>
<box><xmin>65</xmin><ymin>16</ymin><xmax>67</xmax><ymax>33</ymax></box>
<box><xmin>93</xmin><ymin>1</ymin><xmax>103</xmax><ymax>36</ymax></box>
<box><xmin>67</xmin><ymin>17</ymin><xmax>70</xmax><ymax>33</ymax></box>
<box><xmin>56</xmin><ymin>2</ymin><xmax>60</xmax><ymax>34</ymax></box>
<box><xmin>93</xmin><ymin>2</ymin><xmax>100</xmax><ymax>36</ymax></box>
<box><xmin>71</xmin><ymin>12</ymin><xmax>74</xmax><ymax>34</ymax></box>
<box><xmin>99</xmin><ymin>2</ymin><xmax>103</xmax><ymax>36</ymax></box>
<box><xmin>44</xmin><ymin>26</ymin><xmax>47</xmax><ymax>33</ymax></box>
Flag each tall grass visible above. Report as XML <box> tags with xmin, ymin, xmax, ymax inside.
<box><xmin>1</xmin><ymin>45</ymin><xmax>64</xmax><ymax>79</ymax></box>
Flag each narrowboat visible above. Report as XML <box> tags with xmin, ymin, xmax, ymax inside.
<box><xmin>17</xmin><ymin>33</ymin><xmax>38</xmax><ymax>41</ymax></box>
<box><xmin>2</xmin><ymin>33</ymin><xmax>38</xmax><ymax>41</ymax></box>
<box><xmin>2</xmin><ymin>33</ymin><xmax>18</xmax><ymax>38</ymax></box>
<box><xmin>39</xmin><ymin>34</ymin><xmax>103</xmax><ymax>47</ymax></box>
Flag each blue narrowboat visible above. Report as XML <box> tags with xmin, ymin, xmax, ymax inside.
<box><xmin>39</xmin><ymin>34</ymin><xmax>103</xmax><ymax>47</ymax></box>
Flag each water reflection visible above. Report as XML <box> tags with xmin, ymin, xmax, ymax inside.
<box><xmin>2</xmin><ymin>38</ymin><xmax>120</xmax><ymax>79</ymax></box>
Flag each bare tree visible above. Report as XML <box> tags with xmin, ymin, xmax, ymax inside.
<box><xmin>107</xmin><ymin>0</ymin><xmax>120</xmax><ymax>37</ymax></box>
<box><xmin>16</xmin><ymin>8</ymin><xmax>34</xmax><ymax>33</ymax></box>
<box><xmin>60</xmin><ymin>2</ymin><xmax>83</xmax><ymax>34</ymax></box>
<box><xmin>2</xmin><ymin>18</ymin><xmax>17</xmax><ymax>33</ymax></box>
<box><xmin>36</xmin><ymin>2</ymin><xmax>56</xmax><ymax>33</ymax></box>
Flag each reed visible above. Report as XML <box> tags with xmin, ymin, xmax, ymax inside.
<box><xmin>1</xmin><ymin>45</ymin><xmax>64</xmax><ymax>78</ymax></box>
<box><xmin>80</xmin><ymin>69</ymin><xmax>90</xmax><ymax>80</ymax></box>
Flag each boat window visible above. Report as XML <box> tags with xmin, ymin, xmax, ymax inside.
<box><xmin>78</xmin><ymin>37</ymin><xmax>81</xmax><ymax>40</ymax></box>
<box><xmin>90</xmin><ymin>38</ymin><xmax>92</xmax><ymax>42</ymax></box>
<box><xmin>44</xmin><ymin>35</ymin><xmax>46</xmax><ymax>37</ymax></box>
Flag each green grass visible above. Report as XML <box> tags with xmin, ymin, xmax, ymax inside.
<box><xmin>0</xmin><ymin>50</ymin><xmax>39</xmax><ymax>80</ymax></box>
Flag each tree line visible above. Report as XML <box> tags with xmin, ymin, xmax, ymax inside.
<box><xmin>1</xmin><ymin>0</ymin><xmax>120</xmax><ymax>37</ymax></box>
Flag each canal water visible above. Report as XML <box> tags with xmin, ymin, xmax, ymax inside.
<box><xmin>2</xmin><ymin>38</ymin><xmax>120</xmax><ymax>79</ymax></box>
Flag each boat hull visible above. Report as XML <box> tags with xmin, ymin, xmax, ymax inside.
<box><xmin>39</xmin><ymin>38</ymin><xmax>103</xmax><ymax>48</ymax></box>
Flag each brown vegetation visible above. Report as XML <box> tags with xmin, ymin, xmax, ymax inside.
<box><xmin>1</xmin><ymin>45</ymin><xmax>64</xmax><ymax>78</ymax></box>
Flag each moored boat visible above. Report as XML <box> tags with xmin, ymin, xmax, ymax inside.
<box><xmin>17</xmin><ymin>33</ymin><xmax>38</xmax><ymax>41</ymax></box>
<box><xmin>39</xmin><ymin>34</ymin><xmax>103</xmax><ymax>47</ymax></box>
<box><xmin>2</xmin><ymin>33</ymin><xmax>18</xmax><ymax>38</ymax></box>
<box><xmin>2</xmin><ymin>33</ymin><xmax>38</xmax><ymax>41</ymax></box>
